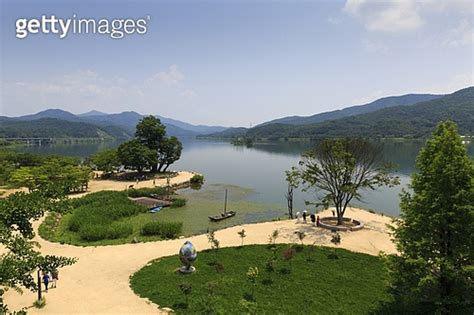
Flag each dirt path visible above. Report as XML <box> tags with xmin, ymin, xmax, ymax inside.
<box><xmin>4</xmin><ymin>207</ymin><xmax>396</xmax><ymax>314</ymax></box>
<box><xmin>0</xmin><ymin>171</ymin><xmax>197</xmax><ymax>199</ymax></box>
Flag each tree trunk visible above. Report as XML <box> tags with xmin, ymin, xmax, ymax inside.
<box><xmin>37</xmin><ymin>269</ymin><xmax>42</xmax><ymax>301</ymax></box>
<box><xmin>151</xmin><ymin>164</ymin><xmax>158</xmax><ymax>173</ymax></box>
<box><xmin>163</xmin><ymin>164</ymin><xmax>170</xmax><ymax>172</ymax></box>
<box><xmin>336</xmin><ymin>205</ymin><xmax>343</xmax><ymax>225</ymax></box>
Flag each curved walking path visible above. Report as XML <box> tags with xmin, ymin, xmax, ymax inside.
<box><xmin>4</xmin><ymin>207</ymin><xmax>396</xmax><ymax>314</ymax></box>
<box><xmin>0</xmin><ymin>171</ymin><xmax>197</xmax><ymax>199</ymax></box>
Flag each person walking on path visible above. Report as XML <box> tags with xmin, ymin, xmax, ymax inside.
<box><xmin>42</xmin><ymin>272</ymin><xmax>50</xmax><ymax>292</ymax></box>
<box><xmin>51</xmin><ymin>270</ymin><xmax>59</xmax><ymax>288</ymax></box>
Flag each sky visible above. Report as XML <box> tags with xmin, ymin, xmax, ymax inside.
<box><xmin>0</xmin><ymin>0</ymin><xmax>473</xmax><ymax>127</ymax></box>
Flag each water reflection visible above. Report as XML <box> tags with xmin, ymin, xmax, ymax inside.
<box><xmin>16</xmin><ymin>138</ymin><xmax>473</xmax><ymax>218</ymax></box>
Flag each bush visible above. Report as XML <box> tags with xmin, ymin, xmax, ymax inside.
<box><xmin>127</xmin><ymin>187</ymin><xmax>167</xmax><ymax>198</ymax></box>
<box><xmin>190</xmin><ymin>174</ymin><xmax>204</xmax><ymax>185</ymax></box>
<box><xmin>106</xmin><ymin>222</ymin><xmax>133</xmax><ymax>239</ymax></box>
<box><xmin>79</xmin><ymin>224</ymin><xmax>108</xmax><ymax>241</ymax></box>
<box><xmin>140</xmin><ymin>221</ymin><xmax>183</xmax><ymax>239</ymax></box>
<box><xmin>171</xmin><ymin>198</ymin><xmax>186</xmax><ymax>208</ymax></box>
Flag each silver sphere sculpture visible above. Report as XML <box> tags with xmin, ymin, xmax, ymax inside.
<box><xmin>179</xmin><ymin>241</ymin><xmax>197</xmax><ymax>273</ymax></box>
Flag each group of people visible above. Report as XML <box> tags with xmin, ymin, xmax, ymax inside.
<box><xmin>296</xmin><ymin>210</ymin><xmax>320</xmax><ymax>227</ymax></box>
<box><xmin>42</xmin><ymin>270</ymin><xmax>59</xmax><ymax>292</ymax></box>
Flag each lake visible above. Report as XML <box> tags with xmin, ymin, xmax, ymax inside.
<box><xmin>18</xmin><ymin>138</ymin><xmax>474</xmax><ymax>234</ymax></box>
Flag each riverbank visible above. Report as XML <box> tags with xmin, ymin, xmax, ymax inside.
<box><xmin>0</xmin><ymin>171</ymin><xmax>197</xmax><ymax>199</ymax></box>
<box><xmin>4</xmin><ymin>207</ymin><xmax>396</xmax><ymax>314</ymax></box>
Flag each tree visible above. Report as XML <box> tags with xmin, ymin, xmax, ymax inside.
<box><xmin>135</xmin><ymin>116</ymin><xmax>166</xmax><ymax>172</ymax></box>
<box><xmin>387</xmin><ymin>121</ymin><xmax>474</xmax><ymax>313</ymax></box>
<box><xmin>89</xmin><ymin>149</ymin><xmax>120</xmax><ymax>175</ymax></box>
<box><xmin>238</xmin><ymin>229</ymin><xmax>247</xmax><ymax>246</ymax></box>
<box><xmin>158</xmin><ymin>136</ymin><xmax>183</xmax><ymax>172</ymax></box>
<box><xmin>285</xmin><ymin>169</ymin><xmax>300</xmax><ymax>219</ymax></box>
<box><xmin>0</xmin><ymin>183</ymin><xmax>76</xmax><ymax>312</ymax></box>
<box><xmin>297</xmin><ymin>138</ymin><xmax>398</xmax><ymax>225</ymax></box>
<box><xmin>117</xmin><ymin>140</ymin><xmax>155</xmax><ymax>173</ymax></box>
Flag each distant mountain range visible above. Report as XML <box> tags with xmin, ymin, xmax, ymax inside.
<box><xmin>0</xmin><ymin>109</ymin><xmax>228</xmax><ymax>139</ymax></box>
<box><xmin>258</xmin><ymin>93</ymin><xmax>443</xmax><ymax>126</ymax></box>
<box><xmin>2</xmin><ymin>87</ymin><xmax>472</xmax><ymax>141</ymax></box>
<box><xmin>205</xmin><ymin>87</ymin><xmax>473</xmax><ymax>139</ymax></box>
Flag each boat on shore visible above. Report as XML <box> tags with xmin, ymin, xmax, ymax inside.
<box><xmin>209</xmin><ymin>189</ymin><xmax>236</xmax><ymax>221</ymax></box>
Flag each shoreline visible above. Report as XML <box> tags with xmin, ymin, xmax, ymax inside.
<box><xmin>4</xmin><ymin>206</ymin><xmax>396</xmax><ymax>314</ymax></box>
<box><xmin>0</xmin><ymin>170</ymin><xmax>198</xmax><ymax>199</ymax></box>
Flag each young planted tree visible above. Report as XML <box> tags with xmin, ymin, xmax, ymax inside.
<box><xmin>238</xmin><ymin>229</ymin><xmax>247</xmax><ymax>246</ymax></box>
<box><xmin>388</xmin><ymin>121</ymin><xmax>474</xmax><ymax>313</ymax></box>
<box><xmin>0</xmin><ymin>183</ymin><xmax>76</xmax><ymax>312</ymax></box>
<box><xmin>284</xmin><ymin>169</ymin><xmax>300</xmax><ymax>219</ymax></box>
<box><xmin>297</xmin><ymin>138</ymin><xmax>398</xmax><ymax>225</ymax></box>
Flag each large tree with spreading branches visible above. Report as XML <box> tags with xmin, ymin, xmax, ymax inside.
<box><xmin>296</xmin><ymin>138</ymin><xmax>399</xmax><ymax>225</ymax></box>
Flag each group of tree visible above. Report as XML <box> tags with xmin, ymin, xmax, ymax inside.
<box><xmin>289</xmin><ymin>121</ymin><xmax>473</xmax><ymax>313</ymax></box>
<box><xmin>89</xmin><ymin>116</ymin><xmax>182</xmax><ymax>175</ymax></box>
<box><xmin>9</xmin><ymin>156</ymin><xmax>92</xmax><ymax>193</ymax></box>
<box><xmin>0</xmin><ymin>182</ymin><xmax>77</xmax><ymax>312</ymax></box>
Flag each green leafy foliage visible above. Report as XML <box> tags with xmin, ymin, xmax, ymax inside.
<box><xmin>0</xmin><ymin>183</ymin><xmax>76</xmax><ymax>312</ymax></box>
<box><xmin>66</xmin><ymin>191</ymin><xmax>146</xmax><ymax>241</ymax></box>
<box><xmin>387</xmin><ymin>121</ymin><xmax>474</xmax><ymax>313</ymax></box>
<box><xmin>171</xmin><ymin>198</ymin><xmax>186</xmax><ymax>208</ymax></box>
<box><xmin>296</xmin><ymin>138</ymin><xmax>399</xmax><ymax>224</ymax></box>
<box><xmin>88</xmin><ymin>149</ymin><xmax>120</xmax><ymax>175</ymax></box>
<box><xmin>126</xmin><ymin>186</ymin><xmax>167</xmax><ymax>198</ymax></box>
<box><xmin>140</xmin><ymin>221</ymin><xmax>183</xmax><ymax>238</ymax></box>
<box><xmin>117</xmin><ymin>139</ymin><xmax>155</xmax><ymax>173</ymax></box>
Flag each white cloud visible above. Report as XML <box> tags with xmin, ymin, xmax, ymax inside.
<box><xmin>326</xmin><ymin>16</ymin><xmax>341</xmax><ymax>25</ymax></box>
<box><xmin>344</xmin><ymin>0</ymin><xmax>422</xmax><ymax>33</ymax></box>
<box><xmin>153</xmin><ymin>64</ymin><xmax>184</xmax><ymax>85</ymax></box>
<box><xmin>1</xmin><ymin>66</ymin><xmax>196</xmax><ymax>116</ymax></box>
<box><xmin>362</xmin><ymin>38</ymin><xmax>389</xmax><ymax>53</ymax></box>
<box><xmin>441</xmin><ymin>19</ymin><xmax>474</xmax><ymax>47</ymax></box>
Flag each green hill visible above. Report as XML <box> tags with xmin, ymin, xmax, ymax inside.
<box><xmin>246</xmin><ymin>87</ymin><xmax>474</xmax><ymax>139</ymax></box>
<box><xmin>259</xmin><ymin>93</ymin><xmax>442</xmax><ymax>126</ymax></box>
<box><xmin>0</xmin><ymin>118</ymin><xmax>117</xmax><ymax>139</ymax></box>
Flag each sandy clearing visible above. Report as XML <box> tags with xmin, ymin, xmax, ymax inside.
<box><xmin>4</xmin><ymin>207</ymin><xmax>396</xmax><ymax>314</ymax></box>
<box><xmin>0</xmin><ymin>171</ymin><xmax>197</xmax><ymax>199</ymax></box>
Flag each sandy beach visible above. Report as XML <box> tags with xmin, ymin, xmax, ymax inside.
<box><xmin>4</xmin><ymin>207</ymin><xmax>396</xmax><ymax>314</ymax></box>
<box><xmin>0</xmin><ymin>171</ymin><xmax>197</xmax><ymax>199</ymax></box>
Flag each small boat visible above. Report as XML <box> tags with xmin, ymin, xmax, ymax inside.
<box><xmin>149</xmin><ymin>206</ymin><xmax>162</xmax><ymax>213</ymax></box>
<box><xmin>209</xmin><ymin>189</ymin><xmax>236</xmax><ymax>222</ymax></box>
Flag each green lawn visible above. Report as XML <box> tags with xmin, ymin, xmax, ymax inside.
<box><xmin>130</xmin><ymin>244</ymin><xmax>391</xmax><ymax>314</ymax></box>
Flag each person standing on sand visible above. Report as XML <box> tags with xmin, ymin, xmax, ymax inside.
<box><xmin>310</xmin><ymin>213</ymin><xmax>316</xmax><ymax>226</ymax></box>
<box><xmin>332</xmin><ymin>210</ymin><xmax>335</xmax><ymax>217</ymax></box>
<box><xmin>153</xmin><ymin>179</ymin><xmax>156</xmax><ymax>186</ymax></box>
<box><xmin>42</xmin><ymin>272</ymin><xmax>50</xmax><ymax>292</ymax></box>
<box><xmin>51</xmin><ymin>270</ymin><xmax>59</xmax><ymax>288</ymax></box>
<box><xmin>316</xmin><ymin>215</ymin><xmax>320</xmax><ymax>227</ymax></box>
<box><xmin>302</xmin><ymin>210</ymin><xmax>307</xmax><ymax>223</ymax></box>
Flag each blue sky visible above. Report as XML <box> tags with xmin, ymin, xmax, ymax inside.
<box><xmin>1</xmin><ymin>0</ymin><xmax>472</xmax><ymax>126</ymax></box>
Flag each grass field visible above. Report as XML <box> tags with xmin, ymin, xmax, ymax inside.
<box><xmin>39</xmin><ymin>190</ymin><xmax>183</xmax><ymax>246</ymax></box>
<box><xmin>130</xmin><ymin>244</ymin><xmax>391</xmax><ymax>314</ymax></box>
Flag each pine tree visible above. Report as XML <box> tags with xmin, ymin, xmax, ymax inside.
<box><xmin>388</xmin><ymin>121</ymin><xmax>474</xmax><ymax>313</ymax></box>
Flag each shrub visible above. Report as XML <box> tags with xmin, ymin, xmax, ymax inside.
<box><xmin>171</xmin><ymin>198</ymin><xmax>186</xmax><ymax>208</ymax></box>
<box><xmin>127</xmin><ymin>187</ymin><xmax>167</xmax><ymax>198</ymax></box>
<box><xmin>190</xmin><ymin>174</ymin><xmax>204</xmax><ymax>184</ymax></box>
<box><xmin>33</xmin><ymin>297</ymin><xmax>46</xmax><ymax>309</ymax></box>
<box><xmin>106</xmin><ymin>222</ymin><xmax>133</xmax><ymax>239</ymax></box>
<box><xmin>79</xmin><ymin>224</ymin><xmax>108</xmax><ymax>241</ymax></box>
<box><xmin>140</xmin><ymin>221</ymin><xmax>183</xmax><ymax>239</ymax></box>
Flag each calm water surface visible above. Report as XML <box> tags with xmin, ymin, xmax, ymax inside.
<box><xmin>18</xmin><ymin>138</ymin><xmax>474</xmax><ymax>233</ymax></box>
